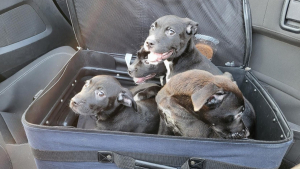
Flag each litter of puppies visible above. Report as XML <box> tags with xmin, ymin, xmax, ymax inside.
<box><xmin>70</xmin><ymin>15</ymin><xmax>256</xmax><ymax>139</ymax></box>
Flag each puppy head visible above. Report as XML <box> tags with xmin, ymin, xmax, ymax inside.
<box><xmin>70</xmin><ymin>75</ymin><xmax>137</xmax><ymax>120</ymax></box>
<box><xmin>128</xmin><ymin>47</ymin><xmax>167</xmax><ymax>84</ymax></box>
<box><xmin>128</xmin><ymin>41</ymin><xmax>214</xmax><ymax>84</ymax></box>
<box><xmin>191</xmin><ymin>73</ymin><xmax>249</xmax><ymax>139</ymax></box>
<box><xmin>143</xmin><ymin>15</ymin><xmax>198</xmax><ymax>64</ymax></box>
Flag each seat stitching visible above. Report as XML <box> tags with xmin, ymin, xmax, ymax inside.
<box><xmin>0</xmin><ymin>52</ymin><xmax>73</xmax><ymax>95</ymax></box>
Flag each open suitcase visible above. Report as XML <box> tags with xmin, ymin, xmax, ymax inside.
<box><xmin>22</xmin><ymin>0</ymin><xmax>293</xmax><ymax>168</ymax></box>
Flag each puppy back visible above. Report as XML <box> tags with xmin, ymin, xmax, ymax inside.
<box><xmin>166</xmin><ymin>70</ymin><xmax>243</xmax><ymax>99</ymax></box>
<box><xmin>166</xmin><ymin>70</ymin><xmax>214</xmax><ymax>95</ymax></box>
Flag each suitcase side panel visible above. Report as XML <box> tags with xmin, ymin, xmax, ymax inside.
<box><xmin>23</xmin><ymin>123</ymin><xmax>292</xmax><ymax>169</ymax></box>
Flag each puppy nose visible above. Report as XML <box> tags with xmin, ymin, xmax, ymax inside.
<box><xmin>71</xmin><ymin>98</ymin><xmax>81</xmax><ymax>107</ymax></box>
<box><xmin>145</xmin><ymin>39</ymin><xmax>155</xmax><ymax>48</ymax></box>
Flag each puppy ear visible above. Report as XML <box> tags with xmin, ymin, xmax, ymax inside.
<box><xmin>191</xmin><ymin>83</ymin><xmax>226</xmax><ymax>111</ymax></box>
<box><xmin>117</xmin><ymin>89</ymin><xmax>138</xmax><ymax>112</ymax></box>
<box><xmin>185</xmin><ymin>19</ymin><xmax>198</xmax><ymax>35</ymax></box>
<box><xmin>137</xmin><ymin>46</ymin><xmax>146</xmax><ymax>55</ymax></box>
<box><xmin>137</xmin><ymin>46</ymin><xmax>149</xmax><ymax>59</ymax></box>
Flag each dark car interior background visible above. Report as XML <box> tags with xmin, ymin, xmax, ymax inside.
<box><xmin>0</xmin><ymin>0</ymin><xmax>299</xmax><ymax>169</ymax></box>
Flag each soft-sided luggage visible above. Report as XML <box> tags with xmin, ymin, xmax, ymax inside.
<box><xmin>22</xmin><ymin>0</ymin><xmax>293</xmax><ymax>168</ymax></box>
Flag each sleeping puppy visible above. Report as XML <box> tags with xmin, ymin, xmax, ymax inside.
<box><xmin>156</xmin><ymin>70</ymin><xmax>255</xmax><ymax>139</ymax></box>
<box><xmin>128</xmin><ymin>40</ymin><xmax>215</xmax><ymax>84</ymax></box>
<box><xmin>70</xmin><ymin>75</ymin><xmax>160</xmax><ymax>134</ymax></box>
<box><xmin>143</xmin><ymin>15</ymin><xmax>222</xmax><ymax>81</ymax></box>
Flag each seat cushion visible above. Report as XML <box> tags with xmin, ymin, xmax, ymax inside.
<box><xmin>6</xmin><ymin>143</ymin><xmax>37</xmax><ymax>169</ymax></box>
<box><xmin>0</xmin><ymin>133</ymin><xmax>12</xmax><ymax>169</ymax></box>
<box><xmin>0</xmin><ymin>46</ymin><xmax>76</xmax><ymax>144</ymax></box>
<box><xmin>0</xmin><ymin>114</ymin><xmax>15</xmax><ymax>144</ymax></box>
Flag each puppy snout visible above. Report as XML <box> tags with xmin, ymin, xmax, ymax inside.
<box><xmin>145</xmin><ymin>39</ymin><xmax>155</xmax><ymax>48</ymax></box>
<box><xmin>128</xmin><ymin>67</ymin><xmax>138</xmax><ymax>75</ymax></box>
<box><xmin>71</xmin><ymin>98</ymin><xmax>82</xmax><ymax>107</ymax></box>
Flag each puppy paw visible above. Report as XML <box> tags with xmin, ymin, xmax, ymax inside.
<box><xmin>133</xmin><ymin>92</ymin><xmax>147</xmax><ymax>101</ymax></box>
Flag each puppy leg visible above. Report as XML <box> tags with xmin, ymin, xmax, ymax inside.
<box><xmin>134</xmin><ymin>86</ymin><xmax>161</xmax><ymax>101</ymax></box>
<box><xmin>158</xmin><ymin>97</ymin><xmax>182</xmax><ymax>135</ymax></box>
<box><xmin>158</xmin><ymin>96</ymin><xmax>213</xmax><ymax>137</ymax></box>
<box><xmin>158</xmin><ymin>96</ymin><xmax>198</xmax><ymax>136</ymax></box>
<box><xmin>157</xmin><ymin>116</ymin><xmax>174</xmax><ymax>135</ymax></box>
<box><xmin>163</xmin><ymin>60</ymin><xmax>172</xmax><ymax>82</ymax></box>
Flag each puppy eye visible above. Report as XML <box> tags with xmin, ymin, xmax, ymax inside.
<box><xmin>168</xmin><ymin>29</ymin><xmax>175</xmax><ymax>35</ymax></box>
<box><xmin>166</xmin><ymin>28</ymin><xmax>176</xmax><ymax>36</ymax></box>
<box><xmin>226</xmin><ymin>115</ymin><xmax>235</xmax><ymax>123</ymax></box>
<box><xmin>150</xmin><ymin>23</ymin><xmax>155</xmax><ymax>30</ymax></box>
<box><xmin>144</xmin><ymin>55</ymin><xmax>148</xmax><ymax>59</ymax></box>
<box><xmin>215</xmin><ymin>91</ymin><xmax>225</xmax><ymax>95</ymax></box>
<box><xmin>97</xmin><ymin>91</ymin><xmax>105</xmax><ymax>97</ymax></box>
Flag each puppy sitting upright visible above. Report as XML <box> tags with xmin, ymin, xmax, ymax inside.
<box><xmin>156</xmin><ymin>70</ymin><xmax>255</xmax><ymax>139</ymax></box>
<box><xmin>143</xmin><ymin>15</ymin><xmax>222</xmax><ymax>81</ymax></box>
<box><xmin>128</xmin><ymin>42</ymin><xmax>215</xmax><ymax>84</ymax></box>
<box><xmin>70</xmin><ymin>75</ymin><xmax>160</xmax><ymax>134</ymax></box>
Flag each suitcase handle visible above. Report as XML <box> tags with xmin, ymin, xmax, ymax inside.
<box><xmin>134</xmin><ymin>158</ymin><xmax>205</xmax><ymax>169</ymax></box>
<box><xmin>31</xmin><ymin>148</ymin><xmax>258</xmax><ymax>169</ymax></box>
<box><xmin>97</xmin><ymin>151</ymin><xmax>253</xmax><ymax>169</ymax></box>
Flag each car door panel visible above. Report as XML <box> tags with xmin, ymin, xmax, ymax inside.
<box><xmin>0</xmin><ymin>0</ymin><xmax>76</xmax><ymax>82</ymax></box>
<box><xmin>0</xmin><ymin>0</ymin><xmax>23</xmax><ymax>12</ymax></box>
<box><xmin>249</xmin><ymin>0</ymin><xmax>300</xmax><ymax>167</ymax></box>
<box><xmin>250</xmin><ymin>0</ymin><xmax>300</xmax><ymax>46</ymax></box>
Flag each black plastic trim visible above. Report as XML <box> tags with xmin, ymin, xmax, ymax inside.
<box><xmin>247</xmin><ymin>72</ymin><xmax>292</xmax><ymax>139</ymax></box>
<box><xmin>243</xmin><ymin>0</ymin><xmax>253</xmax><ymax>67</ymax></box>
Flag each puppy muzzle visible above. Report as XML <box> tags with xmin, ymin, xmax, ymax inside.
<box><xmin>214</xmin><ymin>108</ymin><xmax>250</xmax><ymax>139</ymax></box>
<box><xmin>226</xmin><ymin>128</ymin><xmax>250</xmax><ymax>139</ymax></box>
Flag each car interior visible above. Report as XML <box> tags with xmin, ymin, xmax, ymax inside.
<box><xmin>0</xmin><ymin>0</ymin><xmax>299</xmax><ymax>168</ymax></box>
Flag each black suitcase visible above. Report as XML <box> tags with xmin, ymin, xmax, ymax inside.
<box><xmin>22</xmin><ymin>0</ymin><xmax>293</xmax><ymax>168</ymax></box>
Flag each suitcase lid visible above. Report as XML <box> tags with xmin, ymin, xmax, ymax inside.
<box><xmin>67</xmin><ymin>0</ymin><xmax>252</xmax><ymax>67</ymax></box>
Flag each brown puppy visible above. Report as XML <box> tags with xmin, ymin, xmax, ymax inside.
<box><xmin>156</xmin><ymin>70</ymin><xmax>255</xmax><ymax>139</ymax></box>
